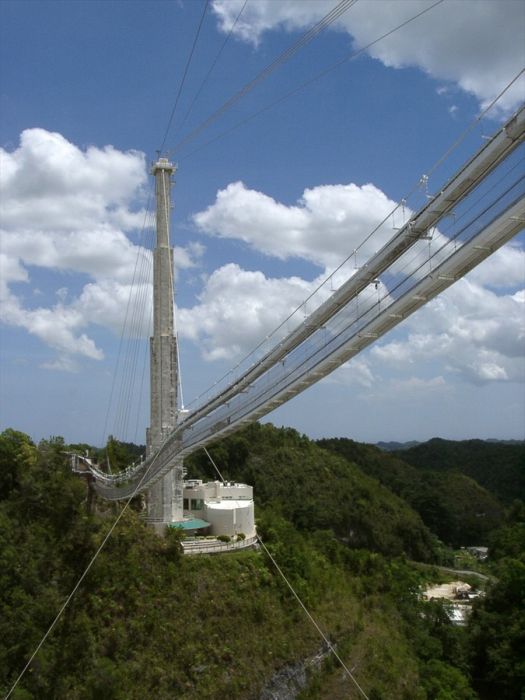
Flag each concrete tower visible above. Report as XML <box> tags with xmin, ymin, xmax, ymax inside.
<box><xmin>146</xmin><ymin>157</ymin><xmax>183</xmax><ymax>525</ymax></box>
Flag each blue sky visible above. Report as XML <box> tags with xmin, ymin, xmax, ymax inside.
<box><xmin>0</xmin><ymin>0</ymin><xmax>524</xmax><ymax>446</ymax></box>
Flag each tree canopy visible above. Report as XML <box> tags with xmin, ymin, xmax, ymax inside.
<box><xmin>0</xmin><ymin>426</ymin><xmax>522</xmax><ymax>699</ymax></box>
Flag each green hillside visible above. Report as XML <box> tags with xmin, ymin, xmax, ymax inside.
<box><xmin>397</xmin><ymin>438</ymin><xmax>525</xmax><ymax>505</ymax></box>
<box><xmin>1</xmin><ymin>427</ymin><xmax>522</xmax><ymax>699</ymax></box>
<box><xmin>186</xmin><ymin>424</ymin><xmax>439</xmax><ymax>562</ymax></box>
<box><xmin>317</xmin><ymin>438</ymin><xmax>505</xmax><ymax>547</ymax></box>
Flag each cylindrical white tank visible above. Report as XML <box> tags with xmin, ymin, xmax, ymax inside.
<box><xmin>205</xmin><ymin>500</ymin><xmax>255</xmax><ymax>538</ymax></box>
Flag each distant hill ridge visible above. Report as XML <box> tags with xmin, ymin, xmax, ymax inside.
<box><xmin>397</xmin><ymin>437</ymin><xmax>525</xmax><ymax>506</ymax></box>
<box><xmin>376</xmin><ymin>438</ymin><xmax>524</xmax><ymax>452</ymax></box>
<box><xmin>318</xmin><ymin>437</ymin><xmax>508</xmax><ymax>547</ymax></box>
<box><xmin>376</xmin><ymin>440</ymin><xmax>420</xmax><ymax>451</ymax></box>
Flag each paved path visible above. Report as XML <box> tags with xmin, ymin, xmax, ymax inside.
<box><xmin>410</xmin><ymin>561</ymin><xmax>495</xmax><ymax>583</ymax></box>
<box><xmin>432</xmin><ymin>566</ymin><xmax>492</xmax><ymax>582</ymax></box>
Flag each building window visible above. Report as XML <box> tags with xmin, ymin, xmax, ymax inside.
<box><xmin>191</xmin><ymin>499</ymin><xmax>204</xmax><ymax>510</ymax></box>
<box><xmin>183</xmin><ymin>498</ymin><xmax>189</xmax><ymax>510</ymax></box>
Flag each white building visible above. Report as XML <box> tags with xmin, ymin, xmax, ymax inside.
<box><xmin>182</xmin><ymin>480</ymin><xmax>256</xmax><ymax>539</ymax></box>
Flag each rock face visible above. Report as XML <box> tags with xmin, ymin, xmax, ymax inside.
<box><xmin>259</xmin><ymin>644</ymin><xmax>331</xmax><ymax>699</ymax></box>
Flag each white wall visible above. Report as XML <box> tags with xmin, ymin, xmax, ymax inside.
<box><xmin>205</xmin><ymin>501</ymin><xmax>256</xmax><ymax>538</ymax></box>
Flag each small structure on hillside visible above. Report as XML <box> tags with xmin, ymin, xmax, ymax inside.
<box><xmin>466</xmin><ymin>546</ymin><xmax>489</xmax><ymax>561</ymax></box>
<box><xmin>180</xmin><ymin>479</ymin><xmax>256</xmax><ymax>539</ymax></box>
<box><xmin>422</xmin><ymin>580</ymin><xmax>484</xmax><ymax>626</ymax></box>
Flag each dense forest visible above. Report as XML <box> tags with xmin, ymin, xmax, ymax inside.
<box><xmin>0</xmin><ymin>425</ymin><xmax>523</xmax><ymax>699</ymax></box>
<box><xmin>316</xmin><ymin>439</ymin><xmax>506</xmax><ymax>547</ymax></box>
<box><xmin>396</xmin><ymin>438</ymin><xmax>525</xmax><ymax>506</ymax></box>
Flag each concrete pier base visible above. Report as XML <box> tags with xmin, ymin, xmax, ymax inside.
<box><xmin>146</xmin><ymin>460</ymin><xmax>184</xmax><ymax>525</ymax></box>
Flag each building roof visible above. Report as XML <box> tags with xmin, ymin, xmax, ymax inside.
<box><xmin>206</xmin><ymin>500</ymin><xmax>252</xmax><ymax>510</ymax></box>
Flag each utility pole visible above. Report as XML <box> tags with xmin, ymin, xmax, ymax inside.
<box><xmin>146</xmin><ymin>157</ymin><xmax>183</xmax><ymax>527</ymax></box>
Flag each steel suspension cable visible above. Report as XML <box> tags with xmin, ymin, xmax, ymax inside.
<box><xmin>197</xmin><ymin>448</ymin><xmax>367</xmax><ymax>696</ymax></box>
<box><xmin>174</xmin><ymin>0</ymin><xmax>249</xmax><ymax>139</ymax></box>
<box><xmin>159</xmin><ymin>0</ymin><xmax>210</xmax><ymax>152</ymax></box>
<box><xmin>112</xmin><ymin>205</ymin><xmax>155</xmax><ymax>441</ymax></box>
<box><xmin>257</xmin><ymin>536</ymin><xmax>370</xmax><ymax>700</ymax></box>
<box><xmin>184</xmin><ymin>78</ymin><xmax>524</xmax><ymax>410</ymax></box>
<box><xmin>178</xmin><ymin>0</ymin><xmax>445</xmax><ymax>160</ymax></box>
<box><xmin>126</xmin><ymin>212</ymin><xmax>155</xmax><ymax>438</ymax></box>
<box><xmin>203</xmin><ymin>446</ymin><xmax>225</xmax><ymax>482</ymax></box>
<box><xmin>133</xmin><ymin>296</ymin><xmax>153</xmax><ymax>444</ymax></box>
<box><xmin>100</xmin><ymin>188</ymin><xmax>154</xmax><ymax>447</ymax></box>
<box><xmin>171</xmin><ymin>0</ymin><xmax>358</xmax><ymax>153</ymax></box>
<box><xmin>4</xmin><ymin>440</ymin><xmax>167</xmax><ymax>700</ymax></box>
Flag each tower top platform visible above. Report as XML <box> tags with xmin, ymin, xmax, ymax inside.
<box><xmin>151</xmin><ymin>157</ymin><xmax>176</xmax><ymax>175</ymax></box>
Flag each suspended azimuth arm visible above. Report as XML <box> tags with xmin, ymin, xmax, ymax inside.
<box><xmin>160</xmin><ymin>105</ymin><xmax>525</xmax><ymax>436</ymax></box>
<box><xmin>90</xmin><ymin>106</ymin><xmax>525</xmax><ymax>499</ymax></box>
<box><xmin>93</xmin><ymin>192</ymin><xmax>524</xmax><ymax>500</ymax></box>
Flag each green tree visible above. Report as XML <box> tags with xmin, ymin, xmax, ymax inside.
<box><xmin>468</xmin><ymin>558</ymin><xmax>525</xmax><ymax>699</ymax></box>
<box><xmin>0</xmin><ymin>429</ymin><xmax>37</xmax><ymax>499</ymax></box>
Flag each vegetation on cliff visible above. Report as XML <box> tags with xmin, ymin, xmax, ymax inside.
<box><xmin>0</xmin><ymin>426</ymin><xmax>522</xmax><ymax>699</ymax></box>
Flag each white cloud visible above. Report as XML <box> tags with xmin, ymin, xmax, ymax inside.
<box><xmin>0</xmin><ymin>226</ymin><xmax>149</xmax><ymax>283</ymax></box>
<box><xmin>188</xmin><ymin>179</ymin><xmax>404</xmax><ymax>360</ymax></box>
<box><xmin>2</xmin><ymin>128</ymin><xmax>522</xmax><ymax>393</ymax></box>
<box><xmin>326</xmin><ymin>358</ymin><xmax>375</xmax><ymax>388</ymax></box>
<box><xmin>350</xmin><ymin>372</ymin><xmax>451</xmax><ymax>404</ymax></box>
<box><xmin>371</xmin><ymin>332</ymin><xmax>451</xmax><ymax>365</ymax></box>
<box><xmin>0</xmin><ymin>129</ymin><xmax>202</xmax><ymax>367</ymax></box>
<box><xmin>0</xmin><ymin>128</ymin><xmax>148</xmax><ymax>231</ymax></box>
<box><xmin>211</xmin><ymin>0</ymin><xmax>333</xmax><ymax>45</ymax></box>
<box><xmin>389</xmin><ymin>375</ymin><xmax>447</xmax><ymax>392</ymax></box>
<box><xmin>75</xmin><ymin>280</ymin><xmax>153</xmax><ymax>336</ymax></box>
<box><xmin>468</xmin><ymin>242</ymin><xmax>525</xmax><ymax>288</ymax></box>
<box><xmin>173</xmin><ymin>241</ymin><xmax>205</xmax><ymax>272</ymax></box>
<box><xmin>211</xmin><ymin>0</ymin><xmax>525</xmax><ymax>113</ymax></box>
<box><xmin>372</xmin><ymin>277</ymin><xmax>525</xmax><ymax>384</ymax></box>
<box><xmin>2</xmin><ymin>288</ymin><xmax>104</xmax><ymax>360</ymax></box>
<box><xmin>178</xmin><ymin>262</ymin><xmax>314</xmax><ymax>360</ymax></box>
<box><xmin>188</xmin><ymin>176</ymin><xmax>524</xmax><ymax>389</ymax></box>
<box><xmin>193</xmin><ymin>180</ymin><xmax>397</xmax><ymax>270</ymax></box>
<box><xmin>0</xmin><ymin>252</ymin><xmax>28</xmax><ymax>293</ymax></box>
<box><xmin>41</xmin><ymin>356</ymin><xmax>80</xmax><ymax>373</ymax></box>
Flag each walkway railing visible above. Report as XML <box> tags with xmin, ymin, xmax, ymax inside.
<box><xmin>182</xmin><ymin>535</ymin><xmax>258</xmax><ymax>555</ymax></box>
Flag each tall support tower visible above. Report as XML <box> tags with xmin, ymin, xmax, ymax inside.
<box><xmin>146</xmin><ymin>157</ymin><xmax>183</xmax><ymax>525</ymax></box>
